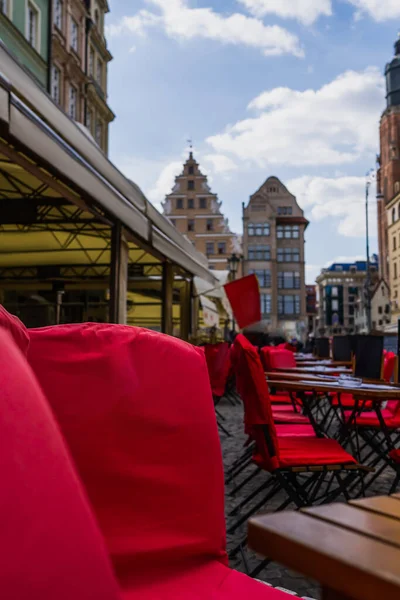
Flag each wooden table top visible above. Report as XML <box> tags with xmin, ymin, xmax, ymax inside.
<box><xmin>248</xmin><ymin>495</ymin><xmax>400</xmax><ymax>600</ymax></box>
<box><xmin>267</xmin><ymin>378</ymin><xmax>400</xmax><ymax>400</ymax></box>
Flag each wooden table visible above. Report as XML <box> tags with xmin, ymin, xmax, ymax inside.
<box><xmin>267</xmin><ymin>378</ymin><xmax>400</xmax><ymax>400</ymax></box>
<box><xmin>248</xmin><ymin>495</ymin><xmax>400</xmax><ymax>600</ymax></box>
<box><xmin>275</xmin><ymin>366</ymin><xmax>351</xmax><ymax>376</ymax></box>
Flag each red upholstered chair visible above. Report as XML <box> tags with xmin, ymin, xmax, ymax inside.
<box><xmin>204</xmin><ymin>342</ymin><xmax>232</xmax><ymax>436</ymax></box>
<box><xmin>269</xmin><ymin>349</ymin><xmax>296</xmax><ymax>370</ymax></box>
<box><xmin>0</xmin><ymin>328</ymin><xmax>121</xmax><ymax>600</ymax></box>
<box><xmin>0</xmin><ymin>304</ymin><xmax>30</xmax><ymax>355</ymax></box>
<box><xmin>28</xmin><ymin>322</ymin><xmax>290</xmax><ymax>600</ymax></box>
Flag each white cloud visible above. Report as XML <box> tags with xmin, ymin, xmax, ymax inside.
<box><xmin>206</xmin><ymin>68</ymin><xmax>384</xmax><ymax>168</ymax></box>
<box><xmin>146</xmin><ymin>161</ymin><xmax>183</xmax><ymax>209</ymax></box>
<box><xmin>108</xmin><ymin>0</ymin><xmax>304</xmax><ymax>58</ymax></box>
<box><xmin>346</xmin><ymin>0</ymin><xmax>400</xmax><ymax>21</ymax></box>
<box><xmin>237</xmin><ymin>0</ymin><xmax>332</xmax><ymax>26</ymax></box>
<box><xmin>129</xmin><ymin>45</ymin><xmax>137</xmax><ymax>53</ymax></box>
<box><xmin>203</xmin><ymin>154</ymin><xmax>238</xmax><ymax>173</ymax></box>
<box><xmin>288</xmin><ymin>175</ymin><xmax>377</xmax><ymax>238</ymax></box>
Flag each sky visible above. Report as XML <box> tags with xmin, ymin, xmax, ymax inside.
<box><xmin>105</xmin><ymin>0</ymin><xmax>400</xmax><ymax>283</ymax></box>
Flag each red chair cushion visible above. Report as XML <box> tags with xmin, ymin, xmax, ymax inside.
<box><xmin>272</xmin><ymin>409</ymin><xmax>311</xmax><ymax>424</ymax></box>
<box><xmin>344</xmin><ymin>409</ymin><xmax>400</xmax><ymax>428</ymax></box>
<box><xmin>269</xmin><ymin>349</ymin><xmax>296</xmax><ymax>370</ymax></box>
<box><xmin>330</xmin><ymin>393</ymin><xmax>372</xmax><ymax>409</ymax></box>
<box><xmin>384</xmin><ymin>352</ymin><xmax>397</xmax><ymax>382</ymax></box>
<box><xmin>276</xmin><ymin>424</ymin><xmax>316</xmax><ymax>437</ymax></box>
<box><xmin>0</xmin><ymin>304</ymin><xmax>29</xmax><ymax>355</ymax></box>
<box><xmin>204</xmin><ymin>343</ymin><xmax>231</xmax><ymax>397</ymax></box>
<box><xmin>29</xmin><ymin>324</ymin><xmax>228</xmax><ymax>583</ymax></box>
<box><xmin>254</xmin><ymin>437</ymin><xmax>356</xmax><ymax>469</ymax></box>
<box><xmin>121</xmin><ymin>562</ymin><xmax>290</xmax><ymax>599</ymax></box>
<box><xmin>0</xmin><ymin>329</ymin><xmax>120</xmax><ymax>600</ymax></box>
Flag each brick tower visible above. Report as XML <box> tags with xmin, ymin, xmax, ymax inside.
<box><xmin>377</xmin><ymin>35</ymin><xmax>400</xmax><ymax>282</ymax></box>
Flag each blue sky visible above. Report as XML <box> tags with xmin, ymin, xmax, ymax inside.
<box><xmin>105</xmin><ymin>0</ymin><xmax>400</xmax><ymax>283</ymax></box>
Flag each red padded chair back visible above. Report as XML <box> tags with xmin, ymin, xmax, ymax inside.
<box><xmin>232</xmin><ymin>334</ymin><xmax>280</xmax><ymax>471</ymax></box>
<box><xmin>28</xmin><ymin>324</ymin><xmax>227</xmax><ymax>586</ymax></box>
<box><xmin>269</xmin><ymin>349</ymin><xmax>296</xmax><ymax>370</ymax></box>
<box><xmin>0</xmin><ymin>328</ymin><xmax>120</xmax><ymax>600</ymax></box>
<box><xmin>0</xmin><ymin>304</ymin><xmax>29</xmax><ymax>355</ymax></box>
<box><xmin>260</xmin><ymin>346</ymin><xmax>272</xmax><ymax>370</ymax></box>
<box><xmin>204</xmin><ymin>342</ymin><xmax>231</xmax><ymax>397</ymax></box>
<box><xmin>383</xmin><ymin>351</ymin><xmax>397</xmax><ymax>382</ymax></box>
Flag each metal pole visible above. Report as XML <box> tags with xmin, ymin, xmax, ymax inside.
<box><xmin>231</xmin><ymin>269</ymin><xmax>236</xmax><ymax>332</ymax></box>
<box><xmin>365</xmin><ymin>180</ymin><xmax>372</xmax><ymax>333</ymax></box>
<box><xmin>109</xmin><ymin>222</ymin><xmax>122</xmax><ymax>323</ymax></box>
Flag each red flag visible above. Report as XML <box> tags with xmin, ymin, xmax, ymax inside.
<box><xmin>224</xmin><ymin>274</ymin><xmax>261</xmax><ymax>329</ymax></box>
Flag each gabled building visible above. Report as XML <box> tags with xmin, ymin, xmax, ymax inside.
<box><xmin>162</xmin><ymin>152</ymin><xmax>241</xmax><ymax>272</ymax></box>
<box><xmin>242</xmin><ymin>176</ymin><xmax>308</xmax><ymax>339</ymax></box>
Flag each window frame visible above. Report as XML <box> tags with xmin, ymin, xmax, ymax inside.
<box><xmin>70</xmin><ymin>16</ymin><xmax>79</xmax><ymax>53</ymax></box>
<box><xmin>199</xmin><ymin>197</ymin><xmax>207</xmax><ymax>209</ymax></box>
<box><xmin>187</xmin><ymin>219</ymin><xmax>195</xmax><ymax>232</ymax></box>
<box><xmin>206</xmin><ymin>242</ymin><xmax>214</xmax><ymax>256</ymax></box>
<box><xmin>53</xmin><ymin>0</ymin><xmax>63</xmax><ymax>30</ymax></box>
<box><xmin>187</xmin><ymin>180</ymin><xmax>195</xmax><ymax>191</ymax></box>
<box><xmin>68</xmin><ymin>83</ymin><xmax>77</xmax><ymax>120</ymax></box>
<box><xmin>26</xmin><ymin>0</ymin><xmax>41</xmax><ymax>52</ymax></box>
<box><xmin>206</xmin><ymin>218</ymin><xmax>214</xmax><ymax>232</ymax></box>
<box><xmin>187</xmin><ymin>198</ymin><xmax>194</xmax><ymax>209</ymax></box>
<box><xmin>176</xmin><ymin>198</ymin><xmax>183</xmax><ymax>209</ymax></box>
<box><xmin>51</xmin><ymin>64</ymin><xmax>61</xmax><ymax>105</ymax></box>
<box><xmin>217</xmin><ymin>241</ymin><xmax>226</xmax><ymax>255</ymax></box>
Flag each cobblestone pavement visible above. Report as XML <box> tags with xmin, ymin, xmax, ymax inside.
<box><xmin>218</xmin><ymin>393</ymin><xmax>396</xmax><ymax>600</ymax></box>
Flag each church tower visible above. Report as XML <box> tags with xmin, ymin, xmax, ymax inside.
<box><xmin>377</xmin><ymin>36</ymin><xmax>400</xmax><ymax>282</ymax></box>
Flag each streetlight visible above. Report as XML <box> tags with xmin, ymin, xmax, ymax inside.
<box><xmin>365</xmin><ymin>168</ymin><xmax>376</xmax><ymax>333</ymax></box>
<box><xmin>227</xmin><ymin>253</ymin><xmax>240</xmax><ymax>282</ymax></box>
<box><xmin>227</xmin><ymin>253</ymin><xmax>241</xmax><ymax>334</ymax></box>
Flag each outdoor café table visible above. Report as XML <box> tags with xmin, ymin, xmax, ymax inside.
<box><xmin>295</xmin><ymin>360</ymin><xmax>352</xmax><ymax>368</ymax></box>
<box><xmin>274</xmin><ymin>366</ymin><xmax>351</xmax><ymax>376</ymax></box>
<box><xmin>267</xmin><ymin>379</ymin><xmax>400</xmax><ymax>445</ymax></box>
<box><xmin>248</xmin><ymin>495</ymin><xmax>400</xmax><ymax>600</ymax></box>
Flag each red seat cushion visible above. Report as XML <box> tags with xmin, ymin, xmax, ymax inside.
<box><xmin>272</xmin><ymin>409</ymin><xmax>311</xmax><ymax>424</ymax></box>
<box><xmin>331</xmin><ymin>393</ymin><xmax>372</xmax><ymax>409</ymax></box>
<box><xmin>0</xmin><ymin>329</ymin><xmax>120</xmax><ymax>600</ymax></box>
<box><xmin>344</xmin><ymin>409</ymin><xmax>400</xmax><ymax>428</ymax></box>
<box><xmin>121</xmin><ymin>562</ymin><xmax>290</xmax><ymax>599</ymax></box>
<box><xmin>276</xmin><ymin>424</ymin><xmax>315</xmax><ymax>438</ymax></box>
<box><xmin>271</xmin><ymin>437</ymin><xmax>356</xmax><ymax>468</ymax></box>
<box><xmin>271</xmin><ymin>404</ymin><xmax>297</xmax><ymax>412</ymax></box>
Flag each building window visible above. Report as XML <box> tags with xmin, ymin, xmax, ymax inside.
<box><xmin>331</xmin><ymin>286</ymin><xmax>338</xmax><ymax>297</ymax></box>
<box><xmin>26</xmin><ymin>2</ymin><xmax>40</xmax><ymax>51</ymax></box>
<box><xmin>188</xmin><ymin>219</ymin><xmax>195</xmax><ymax>232</ymax></box>
<box><xmin>0</xmin><ymin>0</ymin><xmax>10</xmax><ymax>17</ymax></box>
<box><xmin>68</xmin><ymin>84</ymin><xmax>77</xmax><ymax>120</ymax></box>
<box><xmin>378</xmin><ymin>306</ymin><xmax>383</xmax><ymax>315</ymax></box>
<box><xmin>51</xmin><ymin>65</ymin><xmax>61</xmax><ymax>104</ymax></box>
<box><xmin>86</xmin><ymin>109</ymin><xmax>93</xmax><ymax>132</ymax></box>
<box><xmin>277</xmin><ymin>248</ymin><xmax>300</xmax><ymax>262</ymax></box>
<box><xmin>206</xmin><ymin>219</ymin><xmax>214</xmax><ymax>231</ymax></box>
<box><xmin>395</xmin><ymin>262</ymin><xmax>398</xmax><ymax>280</ymax></box>
<box><xmin>278</xmin><ymin>295</ymin><xmax>300</xmax><ymax>316</ymax></box>
<box><xmin>277</xmin><ymin>206</ymin><xmax>293</xmax><ymax>215</ymax></box>
<box><xmin>332</xmin><ymin>299</ymin><xmax>339</xmax><ymax>311</ymax></box>
<box><xmin>394</xmin><ymin>236</ymin><xmax>397</xmax><ymax>251</ymax></box>
<box><xmin>188</xmin><ymin>198</ymin><xmax>194</xmax><ymax>209</ymax></box>
<box><xmin>248</xmin><ymin>245</ymin><xmax>271</xmax><ymax>261</ymax></box>
<box><xmin>188</xmin><ymin>180</ymin><xmax>195</xmax><ymax>191</ymax></box>
<box><xmin>260</xmin><ymin>294</ymin><xmax>272</xmax><ymax>316</ymax></box>
<box><xmin>70</xmin><ymin>18</ymin><xmax>79</xmax><ymax>52</ymax></box>
<box><xmin>248</xmin><ymin>222</ymin><xmax>270</xmax><ymax>236</ymax></box>
<box><xmin>206</xmin><ymin>242</ymin><xmax>214</xmax><ymax>256</ymax></box>
<box><xmin>217</xmin><ymin>242</ymin><xmax>226</xmax><ymax>255</ymax></box>
<box><xmin>188</xmin><ymin>166</ymin><xmax>194</xmax><ymax>175</ymax></box>
<box><xmin>277</xmin><ymin>225</ymin><xmax>299</xmax><ymax>239</ymax></box>
<box><xmin>250</xmin><ymin>269</ymin><xmax>271</xmax><ymax>288</ymax></box>
<box><xmin>89</xmin><ymin>47</ymin><xmax>95</xmax><ymax>76</ymax></box>
<box><xmin>199</xmin><ymin>197</ymin><xmax>207</xmax><ymax>209</ymax></box>
<box><xmin>278</xmin><ymin>272</ymin><xmax>300</xmax><ymax>290</ymax></box>
<box><xmin>96</xmin><ymin>58</ymin><xmax>103</xmax><ymax>86</ymax></box>
<box><xmin>176</xmin><ymin>198</ymin><xmax>183</xmax><ymax>209</ymax></box>
<box><xmin>95</xmin><ymin>119</ymin><xmax>103</xmax><ymax>146</ymax></box>
<box><xmin>54</xmin><ymin>0</ymin><xmax>63</xmax><ymax>29</ymax></box>
<box><xmin>393</xmin><ymin>207</ymin><xmax>396</xmax><ymax>224</ymax></box>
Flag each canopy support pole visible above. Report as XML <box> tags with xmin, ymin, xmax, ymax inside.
<box><xmin>162</xmin><ymin>262</ymin><xmax>173</xmax><ymax>335</ymax></box>
<box><xmin>109</xmin><ymin>222</ymin><xmax>128</xmax><ymax>324</ymax></box>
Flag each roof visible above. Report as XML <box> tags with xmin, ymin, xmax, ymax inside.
<box><xmin>325</xmin><ymin>256</ymin><xmax>379</xmax><ymax>273</ymax></box>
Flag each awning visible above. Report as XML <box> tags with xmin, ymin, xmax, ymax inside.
<box><xmin>0</xmin><ymin>44</ymin><xmax>218</xmax><ymax>285</ymax></box>
<box><xmin>199</xmin><ymin>295</ymin><xmax>220</xmax><ymax>328</ymax></box>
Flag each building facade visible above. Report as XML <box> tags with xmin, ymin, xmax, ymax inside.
<box><xmin>377</xmin><ymin>35</ymin><xmax>400</xmax><ymax>283</ymax></box>
<box><xmin>316</xmin><ymin>259</ymin><xmax>379</xmax><ymax>336</ymax></box>
<box><xmin>242</xmin><ymin>176</ymin><xmax>308</xmax><ymax>339</ymax></box>
<box><xmin>306</xmin><ymin>284</ymin><xmax>317</xmax><ymax>336</ymax></box>
<box><xmin>386</xmin><ymin>190</ymin><xmax>400</xmax><ymax>324</ymax></box>
<box><xmin>0</xmin><ymin>0</ymin><xmax>51</xmax><ymax>88</ymax></box>
<box><xmin>50</xmin><ymin>0</ymin><xmax>114</xmax><ymax>153</ymax></box>
<box><xmin>354</xmin><ymin>279</ymin><xmax>390</xmax><ymax>333</ymax></box>
<box><xmin>162</xmin><ymin>153</ymin><xmax>241</xmax><ymax>272</ymax></box>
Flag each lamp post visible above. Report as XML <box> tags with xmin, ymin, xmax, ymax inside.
<box><xmin>227</xmin><ymin>253</ymin><xmax>240</xmax><ymax>332</ymax></box>
<box><xmin>365</xmin><ymin>169</ymin><xmax>375</xmax><ymax>333</ymax></box>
